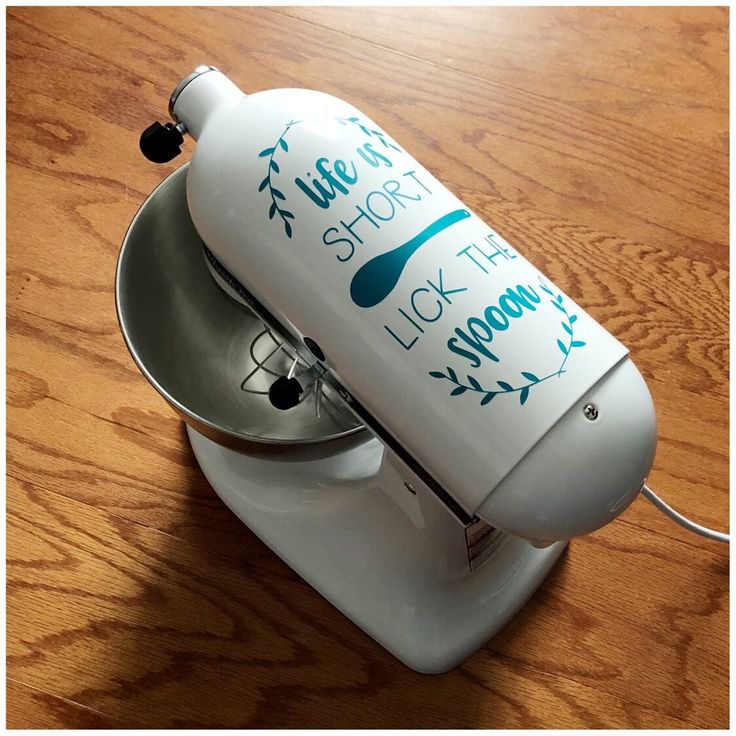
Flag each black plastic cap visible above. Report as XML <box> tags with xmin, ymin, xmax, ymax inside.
<box><xmin>139</xmin><ymin>121</ymin><xmax>184</xmax><ymax>164</ymax></box>
<box><xmin>268</xmin><ymin>376</ymin><xmax>303</xmax><ymax>411</ymax></box>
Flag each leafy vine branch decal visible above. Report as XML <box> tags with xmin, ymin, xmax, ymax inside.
<box><xmin>258</xmin><ymin>119</ymin><xmax>302</xmax><ymax>238</ymax></box>
<box><xmin>336</xmin><ymin>116</ymin><xmax>402</xmax><ymax>152</ymax></box>
<box><xmin>257</xmin><ymin>115</ymin><xmax>402</xmax><ymax>238</ymax></box>
<box><xmin>429</xmin><ymin>277</ymin><xmax>586</xmax><ymax>407</ymax></box>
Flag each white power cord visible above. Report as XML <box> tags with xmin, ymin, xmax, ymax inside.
<box><xmin>641</xmin><ymin>484</ymin><xmax>729</xmax><ymax>544</ymax></box>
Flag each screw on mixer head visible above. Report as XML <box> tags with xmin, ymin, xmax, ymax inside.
<box><xmin>139</xmin><ymin>121</ymin><xmax>186</xmax><ymax>163</ymax></box>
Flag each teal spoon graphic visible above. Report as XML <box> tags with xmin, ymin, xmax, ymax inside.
<box><xmin>350</xmin><ymin>208</ymin><xmax>471</xmax><ymax>308</ymax></box>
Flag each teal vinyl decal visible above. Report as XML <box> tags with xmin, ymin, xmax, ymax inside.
<box><xmin>350</xmin><ymin>208</ymin><xmax>471</xmax><ymax>308</ymax></box>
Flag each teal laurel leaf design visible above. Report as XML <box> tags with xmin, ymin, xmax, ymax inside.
<box><xmin>551</xmin><ymin>300</ymin><xmax>566</xmax><ymax>313</ymax></box>
<box><xmin>336</xmin><ymin>115</ymin><xmax>403</xmax><ymax>152</ymax></box>
<box><xmin>467</xmin><ymin>375</ymin><xmax>482</xmax><ymax>391</ymax></box>
<box><xmin>429</xmin><ymin>276</ymin><xmax>585</xmax><ymax>408</ymax></box>
<box><xmin>258</xmin><ymin>120</ymin><xmax>302</xmax><ymax>239</ymax></box>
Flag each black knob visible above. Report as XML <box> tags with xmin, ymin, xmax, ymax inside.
<box><xmin>268</xmin><ymin>376</ymin><xmax>303</xmax><ymax>411</ymax></box>
<box><xmin>139</xmin><ymin>121</ymin><xmax>185</xmax><ymax>163</ymax></box>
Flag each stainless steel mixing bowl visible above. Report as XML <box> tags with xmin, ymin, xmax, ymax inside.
<box><xmin>115</xmin><ymin>164</ymin><xmax>366</xmax><ymax>451</ymax></box>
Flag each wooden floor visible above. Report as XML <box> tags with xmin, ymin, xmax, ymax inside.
<box><xmin>6</xmin><ymin>6</ymin><xmax>729</xmax><ymax>729</ymax></box>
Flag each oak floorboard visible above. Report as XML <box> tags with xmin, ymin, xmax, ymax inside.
<box><xmin>7</xmin><ymin>162</ymin><xmax>728</xmax><ymax>555</ymax></box>
<box><xmin>8</xmin><ymin>7</ymin><xmax>728</xmax><ymax>258</ymax></box>
<box><xmin>6</xmin><ymin>679</ymin><xmax>124</xmax><ymax>729</ymax></box>
<box><xmin>7</xmin><ymin>478</ymin><xmax>713</xmax><ymax>729</ymax></box>
<box><xmin>276</xmin><ymin>6</ymin><xmax>729</xmax><ymax>151</ymax></box>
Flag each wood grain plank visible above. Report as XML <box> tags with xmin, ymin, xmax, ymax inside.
<box><xmin>7</xmin><ymin>477</ymin><xmax>714</xmax><ymax>728</ymax></box>
<box><xmin>6</xmin><ymin>300</ymin><xmax>729</xmax><ymax>721</ymax></box>
<box><xmin>7</xmin><ymin>171</ymin><xmax>728</xmax><ymax>555</ymax></box>
<box><xmin>6</xmin><ymin>679</ymin><xmax>123</xmax><ymax>729</ymax></box>
<box><xmin>7</xmin><ymin>7</ymin><xmax>728</xmax><ymax>261</ymax></box>
<box><xmin>276</xmin><ymin>6</ymin><xmax>729</xmax><ymax>151</ymax></box>
<box><xmin>5</xmin><ymin>377</ymin><xmax>729</xmax><ymax>724</ymax></box>
<box><xmin>4</xmin><ymin>299</ymin><xmax>727</xmax><ymax>567</ymax></box>
<box><xmin>6</xmin><ymin>337</ymin><xmax>270</xmax><ymax>570</ymax></box>
<box><xmin>494</xmin><ymin>526</ymin><xmax>728</xmax><ymax>726</ymax></box>
<box><xmin>6</xmin><ymin>14</ymin><xmax>182</xmax><ymax>202</ymax></box>
<box><xmin>8</xmin><ymin>158</ymin><xmax>730</xmax><ymax>405</ymax></box>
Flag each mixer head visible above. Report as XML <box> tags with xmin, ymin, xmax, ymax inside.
<box><xmin>126</xmin><ymin>66</ymin><xmax>658</xmax><ymax>543</ymax></box>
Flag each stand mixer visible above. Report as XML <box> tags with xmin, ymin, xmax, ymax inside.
<box><xmin>116</xmin><ymin>66</ymin><xmax>660</xmax><ymax>673</ymax></box>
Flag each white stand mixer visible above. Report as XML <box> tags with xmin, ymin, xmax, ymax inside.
<box><xmin>117</xmin><ymin>67</ymin><xmax>659</xmax><ymax>673</ymax></box>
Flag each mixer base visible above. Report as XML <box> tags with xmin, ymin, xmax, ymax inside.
<box><xmin>188</xmin><ymin>426</ymin><xmax>566</xmax><ymax>674</ymax></box>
